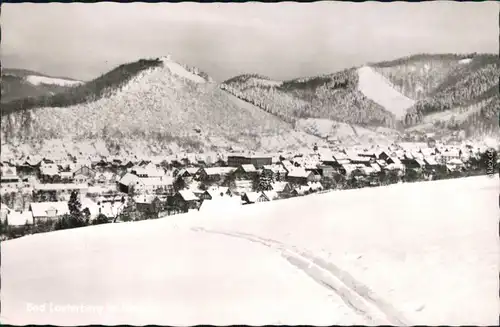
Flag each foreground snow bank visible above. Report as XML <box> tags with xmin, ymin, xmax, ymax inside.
<box><xmin>1</xmin><ymin>214</ymin><xmax>363</xmax><ymax>325</ymax></box>
<box><xmin>192</xmin><ymin>175</ymin><xmax>499</xmax><ymax>326</ymax></box>
<box><xmin>2</xmin><ymin>176</ymin><xmax>498</xmax><ymax>325</ymax></box>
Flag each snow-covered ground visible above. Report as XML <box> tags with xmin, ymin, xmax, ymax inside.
<box><xmin>26</xmin><ymin>75</ymin><xmax>84</xmax><ymax>87</ymax></box>
<box><xmin>357</xmin><ymin>66</ymin><xmax>416</xmax><ymax>119</ymax></box>
<box><xmin>2</xmin><ymin>175</ymin><xmax>498</xmax><ymax>325</ymax></box>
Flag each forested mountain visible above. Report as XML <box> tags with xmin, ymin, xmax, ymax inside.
<box><xmin>223</xmin><ymin>53</ymin><xmax>499</xmax><ymax>140</ymax></box>
<box><xmin>221</xmin><ymin>68</ymin><xmax>399</xmax><ymax>129</ymax></box>
<box><xmin>396</xmin><ymin>54</ymin><xmax>499</xmax><ymax>137</ymax></box>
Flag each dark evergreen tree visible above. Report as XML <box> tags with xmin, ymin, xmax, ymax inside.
<box><xmin>199</xmin><ymin>181</ymin><xmax>208</xmax><ymax>191</ymax></box>
<box><xmin>403</xmin><ymin>169</ymin><xmax>421</xmax><ymax>183</ymax></box>
<box><xmin>67</xmin><ymin>191</ymin><xmax>88</xmax><ymax>228</ymax></box>
<box><xmin>117</xmin><ymin>196</ymin><xmax>137</xmax><ymax>222</ymax></box>
<box><xmin>173</xmin><ymin>177</ymin><xmax>187</xmax><ymax>192</ymax></box>
<box><xmin>221</xmin><ymin>172</ymin><xmax>236</xmax><ymax>188</ymax></box>
<box><xmin>385</xmin><ymin>170</ymin><xmax>401</xmax><ymax>184</ymax></box>
<box><xmin>92</xmin><ymin>213</ymin><xmax>109</xmax><ymax>225</ymax></box>
<box><xmin>320</xmin><ymin>176</ymin><xmax>335</xmax><ymax>190</ymax></box>
<box><xmin>256</xmin><ymin>169</ymin><xmax>274</xmax><ymax>192</ymax></box>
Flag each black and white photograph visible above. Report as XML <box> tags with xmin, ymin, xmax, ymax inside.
<box><xmin>0</xmin><ymin>1</ymin><xmax>499</xmax><ymax>326</ymax></box>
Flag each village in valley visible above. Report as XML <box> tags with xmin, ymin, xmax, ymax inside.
<box><xmin>0</xmin><ymin>139</ymin><xmax>497</xmax><ymax>240</ymax></box>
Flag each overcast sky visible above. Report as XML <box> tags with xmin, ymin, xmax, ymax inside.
<box><xmin>2</xmin><ymin>1</ymin><xmax>498</xmax><ymax>82</ymax></box>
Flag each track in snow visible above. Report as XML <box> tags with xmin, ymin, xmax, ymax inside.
<box><xmin>191</xmin><ymin>227</ymin><xmax>411</xmax><ymax>326</ymax></box>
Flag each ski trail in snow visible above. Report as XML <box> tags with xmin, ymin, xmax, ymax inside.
<box><xmin>190</xmin><ymin>227</ymin><xmax>411</xmax><ymax>326</ymax></box>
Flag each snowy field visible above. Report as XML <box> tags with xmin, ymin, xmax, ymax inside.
<box><xmin>2</xmin><ymin>175</ymin><xmax>498</xmax><ymax>325</ymax></box>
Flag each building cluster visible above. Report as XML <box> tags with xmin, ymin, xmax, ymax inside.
<box><xmin>0</xmin><ymin>141</ymin><xmax>496</xmax><ymax>235</ymax></box>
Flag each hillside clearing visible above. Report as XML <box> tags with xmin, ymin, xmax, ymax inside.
<box><xmin>357</xmin><ymin>66</ymin><xmax>416</xmax><ymax>120</ymax></box>
<box><xmin>26</xmin><ymin>75</ymin><xmax>84</xmax><ymax>87</ymax></box>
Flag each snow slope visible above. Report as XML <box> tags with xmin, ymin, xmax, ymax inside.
<box><xmin>26</xmin><ymin>75</ymin><xmax>84</xmax><ymax>87</ymax></box>
<box><xmin>159</xmin><ymin>56</ymin><xmax>207</xmax><ymax>84</ymax></box>
<box><xmin>459</xmin><ymin>58</ymin><xmax>472</xmax><ymax>64</ymax></box>
<box><xmin>2</xmin><ymin>176</ymin><xmax>498</xmax><ymax>325</ymax></box>
<box><xmin>296</xmin><ymin>118</ymin><xmax>400</xmax><ymax>145</ymax></box>
<box><xmin>357</xmin><ymin>66</ymin><xmax>416</xmax><ymax>120</ymax></box>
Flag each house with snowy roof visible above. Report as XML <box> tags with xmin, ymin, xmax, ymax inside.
<box><xmin>262</xmin><ymin>164</ymin><xmax>288</xmax><ymax>179</ymax></box>
<box><xmin>308</xmin><ymin>181</ymin><xmax>324</xmax><ymax>192</ymax></box>
<box><xmin>5</xmin><ymin>209</ymin><xmax>33</xmax><ymax>226</ymax></box>
<box><xmin>118</xmin><ymin>172</ymin><xmax>173</xmax><ymax>195</ymax></box>
<box><xmin>446</xmin><ymin>158</ymin><xmax>465</xmax><ymax>171</ymax></box>
<box><xmin>94</xmin><ymin>171</ymin><xmax>118</xmax><ymax>185</ymax></box>
<box><xmin>316</xmin><ymin>165</ymin><xmax>335</xmax><ymax>178</ymax></box>
<box><xmin>128</xmin><ymin>162</ymin><xmax>165</xmax><ymax>178</ymax></box>
<box><xmin>197</xmin><ymin>167</ymin><xmax>236</xmax><ymax>182</ymax></box>
<box><xmin>262</xmin><ymin>190</ymin><xmax>279</xmax><ymax>201</ymax></box>
<box><xmin>420</xmin><ymin>147</ymin><xmax>436</xmax><ymax>157</ymax></box>
<box><xmin>72</xmin><ymin>165</ymin><xmax>96</xmax><ymax>183</ymax></box>
<box><xmin>441</xmin><ymin>148</ymin><xmax>462</xmax><ymax>163</ymax></box>
<box><xmin>233</xmin><ymin>164</ymin><xmax>258</xmax><ymax>180</ymax></box>
<box><xmin>340</xmin><ymin>163</ymin><xmax>364</xmax><ymax>177</ymax></box>
<box><xmin>30</xmin><ymin>201</ymin><xmax>69</xmax><ymax>223</ymax></box>
<box><xmin>174</xmin><ymin>167</ymin><xmax>200</xmax><ymax>179</ymax></box>
<box><xmin>1</xmin><ymin>166</ymin><xmax>20</xmax><ymax>184</ymax></box>
<box><xmin>241</xmin><ymin>192</ymin><xmax>270</xmax><ymax>205</ymax></box>
<box><xmin>133</xmin><ymin>195</ymin><xmax>163</xmax><ymax>218</ymax></box>
<box><xmin>280</xmin><ymin>160</ymin><xmax>295</xmax><ymax>174</ymax></box>
<box><xmin>39</xmin><ymin>163</ymin><xmax>60</xmax><ymax>183</ymax></box>
<box><xmin>357</xmin><ymin>150</ymin><xmax>379</xmax><ymax>159</ymax></box>
<box><xmin>291</xmin><ymin>185</ymin><xmax>311</xmax><ymax>196</ymax></box>
<box><xmin>270</xmin><ymin>181</ymin><xmax>293</xmax><ymax>195</ymax></box>
<box><xmin>117</xmin><ymin>172</ymin><xmax>140</xmax><ymax>193</ymax></box>
<box><xmin>423</xmin><ymin>156</ymin><xmax>440</xmax><ymax>170</ymax></box>
<box><xmin>83</xmin><ymin>199</ymin><xmax>126</xmax><ymax>222</ymax></box>
<box><xmin>199</xmin><ymin>187</ymin><xmax>233</xmax><ymax>201</ymax></box>
<box><xmin>169</xmin><ymin>190</ymin><xmax>201</xmax><ymax>212</ymax></box>
<box><xmin>59</xmin><ymin>171</ymin><xmax>74</xmax><ymax>183</ymax></box>
<box><xmin>385</xmin><ymin>156</ymin><xmax>403</xmax><ymax>166</ymax></box>
<box><xmin>286</xmin><ymin>167</ymin><xmax>315</xmax><ymax>185</ymax></box>
<box><xmin>401</xmin><ymin>153</ymin><xmax>425</xmax><ymax>170</ymax></box>
<box><xmin>135</xmin><ymin>176</ymin><xmax>174</xmax><ymax>195</ymax></box>
<box><xmin>227</xmin><ymin>154</ymin><xmax>272</xmax><ymax>168</ymax></box>
<box><xmin>347</xmin><ymin>154</ymin><xmax>373</xmax><ymax>165</ymax></box>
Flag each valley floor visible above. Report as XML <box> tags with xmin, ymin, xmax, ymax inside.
<box><xmin>1</xmin><ymin>175</ymin><xmax>498</xmax><ymax>325</ymax></box>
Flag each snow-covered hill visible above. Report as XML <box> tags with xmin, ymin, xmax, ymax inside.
<box><xmin>2</xmin><ymin>176</ymin><xmax>497</xmax><ymax>325</ymax></box>
<box><xmin>1</xmin><ymin>57</ymin><xmax>322</xmax><ymax>158</ymax></box>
